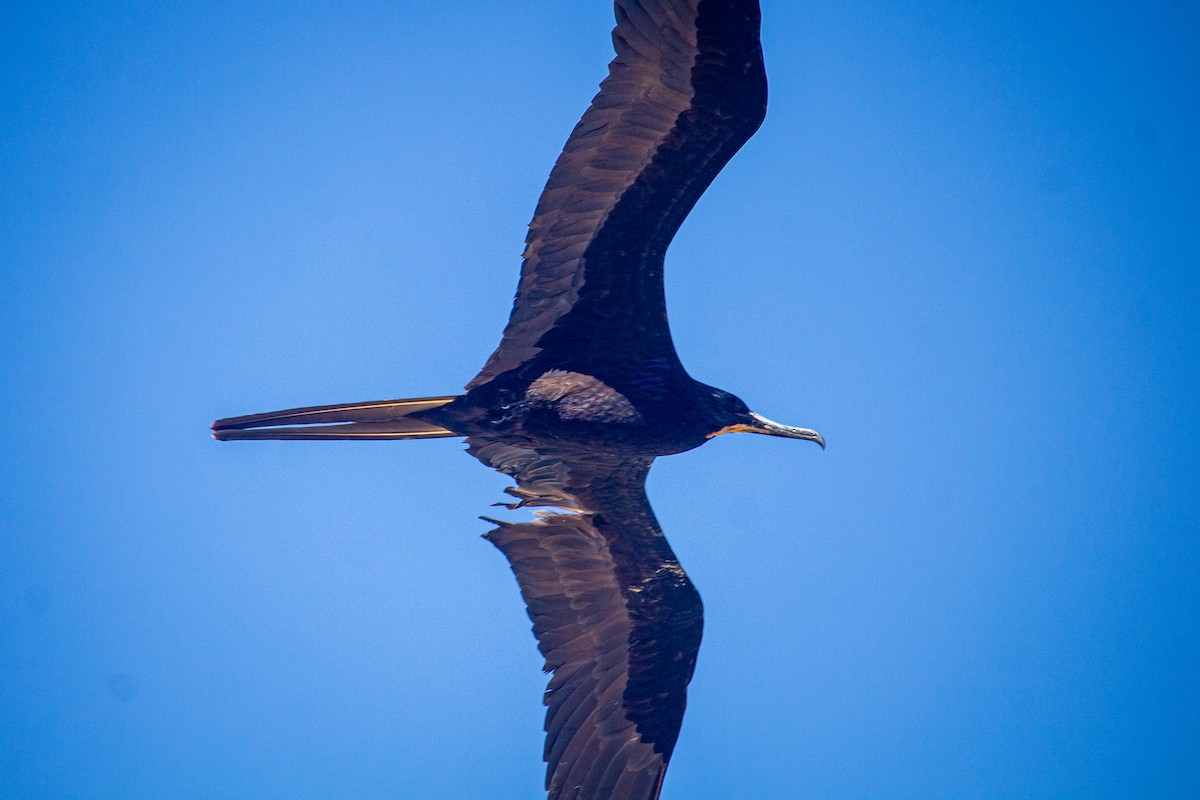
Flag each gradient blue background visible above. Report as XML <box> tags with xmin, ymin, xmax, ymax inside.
<box><xmin>3</xmin><ymin>2</ymin><xmax>1198</xmax><ymax>798</ymax></box>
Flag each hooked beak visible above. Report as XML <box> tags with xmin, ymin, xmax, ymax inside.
<box><xmin>709</xmin><ymin>412</ymin><xmax>825</xmax><ymax>449</ymax></box>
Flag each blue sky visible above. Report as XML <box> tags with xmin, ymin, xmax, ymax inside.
<box><xmin>2</xmin><ymin>2</ymin><xmax>1198</xmax><ymax>798</ymax></box>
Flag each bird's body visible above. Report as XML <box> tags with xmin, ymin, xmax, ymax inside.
<box><xmin>426</xmin><ymin>371</ymin><xmax>753</xmax><ymax>456</ymax></box>
<box><xmin>214</xmin><ymin>2</ymin><xmax>822</xmax><ymax>798</ymax></box>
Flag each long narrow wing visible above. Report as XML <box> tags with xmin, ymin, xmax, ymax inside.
<box><xmin>470</xmin><ymin>437</ymin><xmax>703</xmax><ymax>800</ymax></box>
<box><xmin>468</xmin><ymin>0</ymin><xmax>767</xmax><ymax>390</ymax></box>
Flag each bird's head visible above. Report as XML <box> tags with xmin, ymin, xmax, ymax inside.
<box><xmin>701</xmin><ymin>387</ymin><xmax>825</xmax><ymax>448</ymax></box>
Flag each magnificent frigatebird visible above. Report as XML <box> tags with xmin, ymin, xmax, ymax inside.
<box><xmin>213</xmin><ymin>2</ymin><xmax>823</xmax><ymax>798</ymax></box>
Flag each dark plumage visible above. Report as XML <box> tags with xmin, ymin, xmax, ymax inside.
<box><xmin>213</xmin><ymin>2</ymin><xmax>823</xmax><ymax>799</ymax></box>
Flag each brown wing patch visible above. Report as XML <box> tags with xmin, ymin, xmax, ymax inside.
<box><xmin>526</xmin><ymin>370</ymin><xmax>643</xmax><ymax>423</ymax></box>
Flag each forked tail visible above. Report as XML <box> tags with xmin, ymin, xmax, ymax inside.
<box><xmin>211</xmin><ymin>396</ymin><xmax>460</xmax><ymax>441</ymax></box>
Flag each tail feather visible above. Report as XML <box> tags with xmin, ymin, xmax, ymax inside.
<box><xmin>212</xmin><ymin>396</ymin><xmax>459</xmax><ymax>441</ymax></box>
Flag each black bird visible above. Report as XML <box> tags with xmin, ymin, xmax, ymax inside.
<box><xmin>213</xmin><ymin>2</ymin><xmax>823</xmax><ymax>798</ymax></box>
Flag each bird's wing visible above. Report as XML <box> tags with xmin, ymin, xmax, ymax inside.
<box><xmin>467</xmin><ymin>0</ymin><xmax>766</xmax><ymax>390</ymax></box>
<box><xmin>470</xmin><ymin>436</ymin><xmax>703</xmax><ymax>800</ymax></box>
